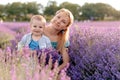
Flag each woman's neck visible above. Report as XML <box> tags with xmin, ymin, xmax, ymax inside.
<box><xmin>47</xmin><ymin>24</ymin><xmax>59</xmax><ymax>36</ymax></box>
<box><xmin>44</xmin><ymin>24</ymin><xmax>59</xmax><ymax>42</ymax></box>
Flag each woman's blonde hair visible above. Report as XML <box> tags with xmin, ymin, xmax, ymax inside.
<box><xmin>30</xmin><ymin>15</ymin><xmax>46</xmax><ymax>26</ymax></box>
<box><xmin>56</xmin><ymin>8</ymin><xmax>74</xmax><ymax>53</ymax></box>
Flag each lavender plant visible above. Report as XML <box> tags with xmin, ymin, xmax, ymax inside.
<box><xmin>0</xmin><ymin>47</ymin><xmax>71</xmax><ymax>80</ymax></box>
<box><xmin>67</xmin><ymin>24</ymin><xmax>120</xmax><ymax>80</ymax></box>
<box><xmin>37</xmin><ymin>48</ymin><xmax>60</xmax><ymax>65</ymax></box>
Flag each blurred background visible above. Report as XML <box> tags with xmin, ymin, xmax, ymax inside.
<box><xmin>0</xmin><ymin>0</ymin><xmax>120</xmax><ymax>22</ymax></box>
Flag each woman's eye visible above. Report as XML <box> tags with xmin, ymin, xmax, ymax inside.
<box><xmin>57</xmin><ymin>16</ymin><xmax>60</xmax><ymax>19</ymax></box>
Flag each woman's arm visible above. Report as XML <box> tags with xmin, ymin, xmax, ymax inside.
<box><xmin>58</xmin><ymin>47</ymin><xmax>69</xmax><ymax>71</ymax></box>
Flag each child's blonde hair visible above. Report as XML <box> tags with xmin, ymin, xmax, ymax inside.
<box><xmin>56</xmin><ymin>8</ymin><xmax>74</xmax><ymax>53</ymax></box>
<box><xmin>30</xmin><ymin>15</ymin><xmax>46</xmax><ymax>26</ymax></box>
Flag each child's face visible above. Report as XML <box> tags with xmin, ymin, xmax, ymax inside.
<box><xmin>51</xmin><ymin>12</ymin><xmax>70</xmax><ymax>31</ymax></box>
<box><xmin>30</xmin><ymin>19</ymin><xmax>45</xmax><ymax>36</ymax></box>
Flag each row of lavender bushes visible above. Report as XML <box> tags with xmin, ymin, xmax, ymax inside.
<box><xmin>67</xmin><ymin>25</ymin><xmax>120</xmax><ymax>80</ymax></box>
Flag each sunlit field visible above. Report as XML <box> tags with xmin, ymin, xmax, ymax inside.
<box><xmin>0</xmin><ymin>21</ymin><xmax>120</xmax><ymax>80</ymax></box>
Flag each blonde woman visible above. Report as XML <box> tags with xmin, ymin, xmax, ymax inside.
<box><xmin>44</xmin><ymin>8</ymin><xmax>74</xmax><ymax>71</ymax></box>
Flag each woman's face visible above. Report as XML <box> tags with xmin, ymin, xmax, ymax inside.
<box><xmin>30</xmin><ymin>19</ymin><xmax>44</xmax><ymax>36</ymax></box>
<box><xmin>51</xmin><ymin>12</ymin><xmax>70</xmax><ymax>31</ymax></box>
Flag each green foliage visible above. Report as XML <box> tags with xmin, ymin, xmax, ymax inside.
<box><xmin>59</xmin><ymin>2</ymin><xmax>81</xmax><ymax>21</ymax></box>
<box><xmin>81</xmin><ymin>3</ymin><xmax>119</xmax><ymax>21</ymax></box>
<box><xmin>0</xmin><ymin>1</ymin><xmax>120</xmax><ymax>21</ymax></box>
<box><xmin>43</xmin><ymin>1</ymin><xmax>60</xmax><ymax>21</ymax></box>
<box><xmin>0</xmin><ymin>2</ymin><xmax>43</xmax><ymax>21</ymax></box>
<box><xmin>24</xmin><ymin>2</ymin><xmax>42</xmax><ymax>14</ymax></box>
<box><xmin>0</xmin><ymin>4</ymin><xmax>5</xmax><ymax>17</ymax></box>
<box><xmin>44</xmin><ymin>15</ymin><xmax>54</xmax><ymax>22</ymax></box>
<box><xmin>44</xmin><ymin>1</ymin><xmax>60</xmax><ymax>16</ymax></box>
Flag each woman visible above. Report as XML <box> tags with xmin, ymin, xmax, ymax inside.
<box><xmin>44</xmin><ymin>8</ymin><xmax>74</xmax><ymax>71</ymax></box>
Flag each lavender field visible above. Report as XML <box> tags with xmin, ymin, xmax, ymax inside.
<box><xmin>0</xmin><ymin>21</ymin><xmax>120</xmax><ymax>80</ymax></box>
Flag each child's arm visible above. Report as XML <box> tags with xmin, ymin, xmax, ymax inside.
<box><xmin>17</xmin><ymin>35</ymin><xmax>27</xmax><ymax>51</ymax></box>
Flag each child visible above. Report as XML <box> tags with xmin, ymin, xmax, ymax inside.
<box><xmin>18</xmin><ymin>15</ymin><xmax>52</xmax><ymax>51</ymax></box>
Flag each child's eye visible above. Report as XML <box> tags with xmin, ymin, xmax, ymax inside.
<box><xmin>62</xmin><ymin>20</ymin><xmax>66</xmax><ymax>24</ymax></box>
<box><xmin>33</xmin><ymin>25</ymin><xmax>37</xmax><ymax>28</ymax></box>
<box><xmin>39</xmin><ymin>26</ymin><xmax>42</xmax><ymax>28</ymax></box>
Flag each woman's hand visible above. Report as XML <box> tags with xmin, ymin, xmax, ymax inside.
<box><xmin>58</xmin><ymin>48</ymin><xmax>69</xmax><ymax>71</ymax></box>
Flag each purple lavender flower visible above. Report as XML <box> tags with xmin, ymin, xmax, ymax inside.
<box><xmin>37</xmin><ymin>48</ymin><xmax>59</xmax><ymax>65</ymax></box>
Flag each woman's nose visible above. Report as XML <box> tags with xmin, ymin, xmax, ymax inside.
<box><xmin>56</xmin><ymin>20</ymin><xmax>61</xmax><ymax>24</ymax></box>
